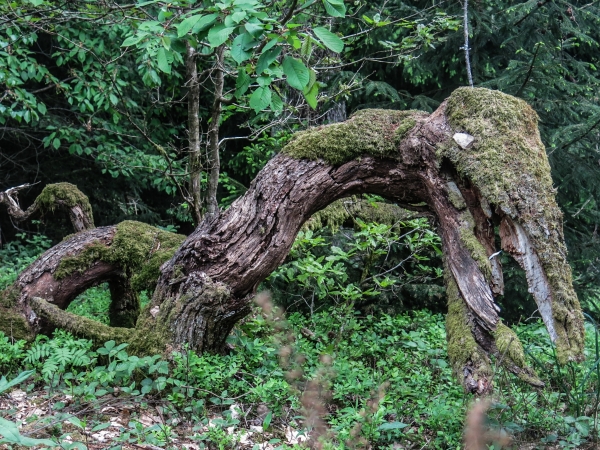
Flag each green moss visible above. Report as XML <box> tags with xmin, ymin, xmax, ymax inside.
<box><xmin>0</xmin><ymin>288</ymin><xmax>33</xmax><ymax>340</ymax></box>
<box><xmin>0</xmin><ymin>286</ymin><xmax>19</xmax><ymax>308</ymax></box>
<box><xmin>55</xmin><ymin>221</ymin><xmax>185</xmax><ymax>292</ymax></box>
<box><xmin>445</xmin><ymin>272</ymin><xmax>491</xmax><ymax>379</ymax></box>
<box><xmin>394</xmin><ymin>117</ymin><xmax>417</xmax><ymax>144</ymax></box>
<box><xmin>446</xmin><ymin>181</ymin><xmax>466</xmax><ymax>211</ymax></box>
<box><xmin>443</xmin><ymin>88</ymin><xmax>554</xmax><ymax>214</ymax></box>
<box><xmin>30</xmin><ymin>297</ymin><xmax>133</xmax><ymax>347</ymax></box>
<box><xmin>304</xmin><ymin>196</ymin><xmax>415</xmax><ymax>232</ymax></box>
<box><xmin>36</xmin><ymin>182</ymin><xmax>94</xmax><ymax>226</ymax></box>
<box><xmin>493</xmin><ymin>322</ymin><xmax>526</xmax><ymax>367</ymax></box>
<box><xmin>458</xmin><ymin>211</ymin><xmax>492</xmax><ymax>281</ymax></box>
<box><xmin>54</xmin><ymin>242</ymin><xmax>109</xmax><ymax>280</ymax></box>
<box><xmin>283</xmin><ymin>110</ymin><xmax>423</xmax><ymax>165</ymax></box>
<box><xmin>442</xmin><ymin>87</ymin><xmax>585</xmax><ymax>363</ymax></box>
<box><xmin>130</xmin><ymin>273</ymin><xmax>235</xmax><ymax>356</ymax></box>
<box><xmin>0</xmin><ymin>306</ymin><xmax>33</xmax><ymax>341</ymax></box>
<box><xmin>493</xmin><ymin>322</ymin><xmax>543</xmax><ymax>386</ymax></box>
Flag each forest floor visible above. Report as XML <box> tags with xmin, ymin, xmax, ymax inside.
<box><xmin>2</xmin><ymin>301</ymin><xmax>600</xmax><ymax>449</ymax></box>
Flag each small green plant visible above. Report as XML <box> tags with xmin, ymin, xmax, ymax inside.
<box><xmin>0</xmin><ymin>332</ymin><xmax>27</xmax><ymax>374</ymax></box>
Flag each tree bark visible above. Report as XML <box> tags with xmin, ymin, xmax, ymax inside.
<box><xmin>0</xmin><ymin>88</ymin><xmax>584</xmax><ymax>393</ymax></box>
<box><xmin>186</xmin><ymin>43</ymin><xmax>203</xmax><ymax>224</ymax></box>
<box><xmin>205</xmin><ymin>45</ymin><xmax>225</xmax><ymax>218</ymax></box>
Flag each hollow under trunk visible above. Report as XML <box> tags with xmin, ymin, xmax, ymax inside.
<box><xmin>0</xmin><ymin>88</ymin><xmax>584</xmax><ymax>393</ymax></box>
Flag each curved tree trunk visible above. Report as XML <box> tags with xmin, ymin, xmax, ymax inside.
<box><xmin>0</xmin><ymin>88</ymin><xmax>585</xmax><ymax>393</ymax></box>
<box><xmin>0</xmin><ymin>182</ymin><xmax>95</xmax><ymax>232</ymax></box>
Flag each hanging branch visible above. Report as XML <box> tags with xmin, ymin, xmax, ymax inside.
<box><xmin>516</xmin><ymin>43</ymin><xmax>541</xmax><ymax>98</ymax></box>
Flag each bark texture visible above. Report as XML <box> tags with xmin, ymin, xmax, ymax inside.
<box><xmin>0</xmin><ymin>88</ymin><xmax>584</xmax><ymax>393</ymax></box>
<box><xmin>186</xmin><ymin>42</ymin><xmax>203</xmax><ymax>225</ymax></box>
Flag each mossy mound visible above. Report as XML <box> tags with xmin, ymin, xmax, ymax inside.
<box><xmin>36</xmin><ymin>182</ymin><xmax>94</xmax><ymax>225</ymax></box>
<box><xmin>55</xmin><ymin>221</ymin><xmax>185</xmax><ymax>292</ymax></box>
<box><xmin>304</xmin><ymin>196</ymin><xmax>416</xmax><ymax>232</ymax></box>
<box><xmin>0</xmin><ymin>287</ymin><xmax>32</xmax><ymax>340</ymax></box>
<box><xmin>0</xmin><ymin>307</ymin><xmax>33</xmax><ymax>341</ymax></box>
<box><xmin>443</xmin><ymin>87</ymin><xmax>554</xmax><ymax>219</ymax></box>
<box><xmin>442</xmin><ymin>87</ymin><xmax>584</xmax><ymax>363</ymax></box>
<box><xmin>283</xmin><ymin>109</ymin><xmax>423</xmax><ymax>165</ymax></box>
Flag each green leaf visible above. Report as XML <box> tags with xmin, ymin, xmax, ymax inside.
<box><xmin>231</xmin><ymin>11</ymin><xmax>247</xmax><ymax>23</ymax></box>
<box><xmin>313</xmin><ymin>27</ymin><xmax>344</xmax><ymax>53</ymax></box>
<box><xmin>91</xmin><ymin>422</ymin><xmax>111</xmax><ymax>432</ymax></box>
<box><xmin>231</xmin><ymin>32</ymin><xmax>254</xmax><ymax>64</ymax></box>
<box><xmin>377</xmin><ymin>421</ymin><xmax>409</xmax><ymax>431</ymax></box>
<box><xmin>256</xmin><ymin>47</ymin><xmax>281</xmax><ymax>74</ymax></box>
<box><xmin>301</xmin><ymin>36</ymin><xmax>313</xmax><ymax>58</ymax></box>
<box><xmin>177</xmin><ymin>14</ymin><xmax>213</xmax><ymax>37</ymax></box>
<box><xmin>235</xmin><ymin>69</ymin><xmax>251</xmax><ymax>98</ymax></box>
<box><xmin>270</xmin><ymin>92</ymin><xmax>283</xmax><ymax>112</ymax></box>
<box><xmin>305</xmin><ymin>68</ymin><xmax>317</xmax><ymax>91</ymax></box>
<box><xmin>0</xmin><ymin>371</ymin><xmax>34</xmax><ymax>395</ymax></box>
<box><xmin>121</xmin><ymin>34</ymin><xmax>146</xmax><ymax>47</ymax></box>
<box><xmin>262</xmin><ymin>411</ymin><xmax>273</xmax><ymax>430</ymax></box>
<box><xmin>322</xmin><ymin>0</ymin><xmax>346</xmax><ymax>17</ymax></box>
<box><xmin>303</xmin><ymin>82</ymin><xmax>318</xmax><ymax>109</ymax></box>
<box><xmin>171</xmin><ymin>38</ymin><xmax>187</xmax><ymax>53</ymax></box>
<box><xmin>191</xmin><ymin>14</ymin><xmax>219</xmax><ymax>34</ymax></box>
<box><xmin>262</xmin><ymin>38</ymin><xmax>278</xmax><ymax>52</ymax></box>
<box><xmin>282</xmin><ymin>57</ymin><xmax>309</xmax><ymax>90</ymax></box>
<box><xmin>208</xmin><ymin>24</ymin><xmax>236</xmax><ymax>47</ymax></box>
<box><xmin>249</xmin><ymin>86</ymin><xmax>271</xmax><ymax>113</ymax></box>
<box><xmin>52</xmin><ymin>138</ymin><xmax>61</xmax><ymax>150</ymax></box>
<box><xmin>362</xmin><ymin>14</ymin><xmax>374</xmax><ymax>25</ymax></box>
<box><xmin>37</xmin><ymin>102</ymin><xmax>47</xmax><ymax>114</ymax></box>
<box><xmin>156</xmin><ymin>47</ymin><xmax>171</xmax><ymax>74</ymax></box>
<box><xmin>245</xmin><ymin>21</ymin><xmax>263</xmax><ymax>36</ymax></box>
<box><xmin>0</xmin><ymin>417</ymin><xmax>56</xmax><ymax>447</ymax></box>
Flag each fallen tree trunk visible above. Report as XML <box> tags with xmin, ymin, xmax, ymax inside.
<box><xmin>0</xmin><ymin>88</ymin><xmax>585</xmax><ymax>393</ymax></box>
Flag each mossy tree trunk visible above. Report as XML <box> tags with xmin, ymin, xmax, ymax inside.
<box><xmin>0</xmin><ymin>88</ymin><xmax>584</xmax><ymax>393</ymax></box>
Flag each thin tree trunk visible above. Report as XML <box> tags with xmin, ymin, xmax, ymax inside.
<box><xmin>205</xmin><ymin>45</ymin><xmax>225</xmax><ymax>218</ymax></box>
<box><xmin>186</xmin><ymin>42</ymin><xmax>203</xmax><ymax>224</ymax></box>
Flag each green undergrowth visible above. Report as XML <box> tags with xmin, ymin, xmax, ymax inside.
<box><xmin>0</xmin><ymin>232</ymin><xmax>52</xmax><ymax>290</ymax></box>
<box><xmin>65</xmin><ymin>283</ymin><xmax>151</xmax><ymax>325</ymax></box>
<box><xmin>1</xmin><ymin>309</ymin><xmax>600</xmax><ymax>449</ymax></box>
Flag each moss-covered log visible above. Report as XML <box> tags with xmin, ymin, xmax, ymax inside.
<box><xmin>0</xmin><ymin>182</ymin><xmax>95</xmax><ymax>232</ymax></box>
<box><xmin>1</xmin><ymin>221</ymin><xmax>184</xmax><ymax>338</ymax></box>
<box><xmin>0</xmin><ymin>88</ymin><xmax>584</xmax><ymax>393</ymax></box>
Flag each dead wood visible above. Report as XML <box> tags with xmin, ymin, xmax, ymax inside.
<box><xmin>0</xmin><ymin>88</ymin><xmax>584</xmax><ymax>392</ymax></box>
